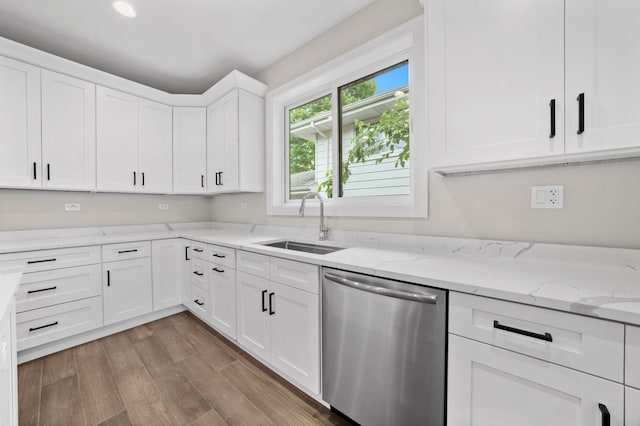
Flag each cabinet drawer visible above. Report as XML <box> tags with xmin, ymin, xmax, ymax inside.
<box><xmin>16</xmin><ymin>296</ymin><xmax>103</xmax><ymax>351</ymax></box>
<box><xmin>450</xmin><ymin>292</ymin><xmax>624</xmax><ymax>382</ymax></box>
<box><xmin>190</xmin><ymin>241</ymin><xmax>208</xmax><ymax>260</ymax></box>
<box><xmin>208</xmin><ymin>244</ymin><xmax>236</xmax><ymax>269</ymax></box>
<box><xmin>270</xmin><ymin>257</ymin><xmax>319</xmax><ymax>294</ymax></box>
<box><xmin>190</xmin><ymin>259</ymin><xmax>208</xmax><ymax>291</ymax></box>
<box><xmin>237</xmin><ymin>250</ymin><xmax>270</xmax><ymax>277</ymax></box>
<box><xmin>189</xmin><ymin>285</ymin><xmax>209</xmax><ymax>319</ymax></box>
<box><xmin>102</xmin><ymin>241</ymin><xmax>150</xmax><ymax>262</ymax></box>
<box><xmin>626</xmin><ymin>326</ymin><xmax>640</xmax><ymax>388</ymax></box>
<box><xmin>0</xmin><ymin>246</ymin><xmax>101</xmax><ymax>273</ymax></box>
<box><xmin>16</xmin><ymin>265</ymin><xmax>102</xmax><ymax>313</ymax></box>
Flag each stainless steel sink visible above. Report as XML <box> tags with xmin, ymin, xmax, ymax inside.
<box><xmin>261</xmin><ymin>240</ymin><xmax>345</xmax><ymax>255</ymax></box>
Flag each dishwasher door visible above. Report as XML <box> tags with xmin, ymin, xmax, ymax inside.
<box><xmin>322</xmin><ymin>268</ymin><xmax>447</xmax><ymax>426</ymax></box>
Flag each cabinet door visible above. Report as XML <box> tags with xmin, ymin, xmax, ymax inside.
<box><xmin>0</xmin><ymin>302</ymin><xmax>16</xmax><ymax>426</ymax></box>
<box><xmin>181</xmin><ymin>241</ymin><xmax>192</xmax><ymax>306</ymax></box>
<box><xmin>41</xmin><ymin>70</ymin><xmax>96</xmax><ymax>190</ymax></box>
<box><xmin>269</xmin><ymin>281</ymin><xmax>319</xmax><ymax>394</ymax></box>
<box><xmin>173</xmin><ymin>107</ymin><xmax>207</xmax><ymax>193</ymax></box>
<box><xmin>236</xmin><ymin>271</ymin><xmax>270</xmax><ymax>361</ymax></box>
<box><xmin>448</xmin><ymin>334</ymin><xmax>623</xmax><ymax>426</ymax></box>
<box><xmin>138</xmin><ymin>99</ymin><xmax>173</xmax><ymax>193</ymax></box>
<box><xmin>566</xmin><ymin>0</ymin><xmax>640</xmax><ymax>154</ymax></box>
<box><xmin>151</xmin><ymin>239</ymin><xmax>182</xmax><ymax>311</ymax></box>
<box><xmin>209</xmin><ymin>266</ymin><xmax>237</xmax><ymax>339</ymax></box>
<box><xmin>626</xmin><ymin>387</ymin><xmax>640</xmax><ymax>426</ymax></box>
<box><xmin>428</xmin><ymin>0</ymin><xmax>564</xmax><ymax>168</ymax></box>
<box><xmin>0</xmin><ymin>56</ymin><xmax>41</xmax><ymax>188</ymax></box>
<box><xmin>103</xmin><ymin>258</ymin><xmax>152</xmax><ymax>325</ymax></box>
<box><xmin>207</xmin><ymin>90</ymin><xmax>239</xmax><ymax>193</ymax></box>
<box><xmin>96</xmin><ymin>86</ymin><xmax>138</xmax><ymax>192</ymax></box>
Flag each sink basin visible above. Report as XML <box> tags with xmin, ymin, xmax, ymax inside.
<box><xmin>261</xmin><ymin>240</ymin><xmax>345</xmax><ymax>255</ymax></box>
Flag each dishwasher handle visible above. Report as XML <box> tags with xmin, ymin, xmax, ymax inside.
<box><xmin>324</xmin><ymin>272</ymin><xmax>438</xmax><ymax>304</ymax></box>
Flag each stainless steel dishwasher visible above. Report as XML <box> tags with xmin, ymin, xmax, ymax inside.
<box><xmin>322</xmin><ymin>268</ymin><xmax>447</xmax><ymax>426</ymax></box>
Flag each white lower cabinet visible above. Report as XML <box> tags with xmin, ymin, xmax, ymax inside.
<box><xmin>103</xmin><ymin>257</ymin><xmax>152</xmax><ymax>325</ymax></box>
<box><xmin>626</xmin><ymin>387</ymin><xmax>640</xmax><ymax>425</ymax></box>
<box><xmin>236</xmin><ymin>272</ymin><xmax>271</xmax><ymax>361</ymax></box>
<box><xmin>181</xmin><ymin>241</ymin><xmax>192</xmax><ymax>306</ymax></box>
<box><xmin>448</xmin><ymin>334</ymin><xmax>623</xmax><ymax>426</ymax></box>
<box><xmin>151</xmin><ymin>239</ymin><xmax>182</xmax><ymax>311</ymax></box>
<box><xmin>0</xmin><ymin>299</ymin><xmax>17</xmax><ymax>426</ymax></box>
<box><xmin>209</xmin><ymin>264</ymin><xmax>236</xmax><ymax>339</ymax></box>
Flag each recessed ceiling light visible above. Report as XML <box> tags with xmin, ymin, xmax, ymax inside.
<box><xmin>113</xmin><ymin>1</ymin><xmax>137</xmax><ymax>18</ymax></box>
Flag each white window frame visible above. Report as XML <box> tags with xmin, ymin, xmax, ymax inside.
<box><xmin>266</xmin><ymin>16</ymin><xmax>427</xmax><ymax>218</ymax></box>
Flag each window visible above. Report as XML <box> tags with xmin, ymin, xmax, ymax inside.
<box><xmin>267</xmin><ymin>17</ymin><xmax>426</xmax><ymax>217</ymax></box>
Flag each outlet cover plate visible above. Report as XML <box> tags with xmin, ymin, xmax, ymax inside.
<box><xmin>65</xmin><ymin>203</ymin><xmax>81</xmax><ymax>211</ymax></box>
<box><xmin>158</xmin><ymin>204</ymin><xmax>169</xmax><ymax>210</ymax></box>
<box><xmin>531</xmin><ymin>185</ymin><xmax>564</xmax><ymax>209</ymax></box>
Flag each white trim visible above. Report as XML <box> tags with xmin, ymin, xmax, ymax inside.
<box><xmin>266</xmin><ymin>16</ymin><xmax>427</xmax><ymax>218</ymax></box>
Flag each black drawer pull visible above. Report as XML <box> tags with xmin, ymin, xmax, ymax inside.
<box><xmin>141</xmin><ymin>172</ymin><xmax>145</xmax><ymax>186</ymax></box>
<box><xmin>133</xmin><ymin>171</ymin><xmax>136</xmax><ymax>185</ymax></box>
<box><xmin>27</xmin><ymin>286</ymin><xmax>57</xmax><ymax>294</ymax></box>
<box><xmin>193</xmin><ymin>248</ymin><xmax>204</xmax><ymax>253</ymax></box>
<box><xmin>577</xmin><ymin>93</ymin><xmax>585</xmax><ymax>135</ymax></box>
<box><xmin>193</xmin><ymin>271</ymin><xmax>204</xmax><ymax>276</ymax></box>
<box><xmin>47</xmin><ymin>163</ymin><xmax>51</xmax><ymax>181</ymax></box>
<box><xmin>29</xmin><ymin>321</ymin><xmax>58</xmax><ymax>332</ymax></box>
<box><xmin>118</xmin><ymin>249</ymin><xmax>138</xmax><ymax>254</ymax></box>
<box><xmin>493</xmin><ymin>320</ymin><xmax>553</xmax><ymax>342</ymax></box>
<box><xmin>194</xmin><ymin>299</ymin><xmax>204</xmax><ymax>306</ymax></box>
<box><xmin>269</xmin><ymin>292</ymin><xmax>275</xmax><ymax>315</ymax></box>
<box><xmin>33</xmin><ymin>162</ymin><xmax>37</xmax><ymax>180</ymax></box>
<box><xmin>261</xmin><ymin>290</ymin><xmax>268</xmax><ymax>312</ymax></box>
<box><xmin>212</xmin><ymin>253</ymin><xmax>226</xmax><ymax>259</ymax></box>
<box><xmin>599</xmin><ymin>403</ymin><xmax>610</xmax><ymax>426</ymax></box>
<box><xmin>185</xmin><ymin>246</ymin><xmax>190</xmax><ymax>261</ymax></box>
<box><xmin>212</xmin><ymin>267</ymin><xmax>225</xmax><ymax>273</ymax></box>
<box><xmin>27</xmin><ymin>258</ymin><xmax>57</xmax><ymax>264</ymax></box>
<box><xmin>201</xmin><ymin>174</ymin><xmax>205</xmax><ymax>188</ymax></box>
<box><xmin>549</xmin><ymin>99</ymin><xmax>556</xmax><ymax>138</ymax></box>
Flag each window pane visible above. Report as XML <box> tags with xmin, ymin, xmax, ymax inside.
<box><xmin>288</xmin><ymin>95</ymin><xmax>333</xmax><ymax>200</ymax></box>
<box><xmin>338</xmin><ymin>61</ymin><xmax>410</xmax><ymax>198</ymax></box>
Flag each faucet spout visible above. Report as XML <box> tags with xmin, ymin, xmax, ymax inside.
<box><xmin>299</xmin><ymin>191</ymin><xmax>329</xmax><ymax>241</ymax></box>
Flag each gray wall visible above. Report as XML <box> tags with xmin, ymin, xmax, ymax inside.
<box><xmin>210</xmin><ymin>0</ymin><xmax>640</xmax><ymax>249</ymax></box>
<box><xmin>0</xmin><ymin>190</ymin><xmax>210</xmax><ymax>231</ymax></box>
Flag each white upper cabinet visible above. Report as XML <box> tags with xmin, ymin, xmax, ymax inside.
<box><xmin>173</xmin><ymin>107</ymin><xmax>207</xmax><ymax>193</ymax></box>
<box><xmin>428</xmin><ymin>0</ymin><xmax>565</xmax><ymax>169</ymax></box>
<box><xmin>41</xmin><ymin>70</ymin><xmax>96</xmax><ymax>190</ymax></box>
<box><xmin>0</xmin><ymin>56</ymin><xmax>41</xmax><ymax>188</ymax></box>
<box><xmin>207</xmin><ymin>89</ymin><xmax>264</xmax><ymax>194</ymax></box>
<box><xmin>138</xmin><ymin>99</ymin><xmax>173</xmax><ymax>193</ymax></box>
<box><xmin>97</xmin><ymin>86</ymin><xmax>172</xmax><ymax>193</ymax></box>
<box><xmin>97</xmin><ymin>87</ymin><xmax>138</xmax><ymax>192</ymax></box>
<box><xmin>565</xmin><ymin>0</ymin><xmax>640</xmax><ymax>154</ymax></box>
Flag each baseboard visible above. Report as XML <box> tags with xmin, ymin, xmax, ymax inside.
<box><xmin>17</xmin><ymin>305</ymin><xmax>186</xmax><ymax>364</ymax></box>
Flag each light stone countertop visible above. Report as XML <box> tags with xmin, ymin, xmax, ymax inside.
<box><xmin>1</xmin><ymin>222</ymin><xmax>640</xmax><ymax>326</ymax></box>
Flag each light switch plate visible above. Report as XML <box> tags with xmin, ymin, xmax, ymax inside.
<box><xmin>531</xmin><ymin>185</ymin><xmax>564</xmax><ymax>209</ymax></box>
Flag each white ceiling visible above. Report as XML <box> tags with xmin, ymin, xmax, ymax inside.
<box><xmin>0</xmin><ymin>0</ymin><xmax>373</xmax><ymax>94</ymax></box>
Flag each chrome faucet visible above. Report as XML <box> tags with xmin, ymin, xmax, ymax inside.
<box><xmin>299</xmin><ymin>191</ymin><xmax>329</xmax><ymax>241</ymax></box>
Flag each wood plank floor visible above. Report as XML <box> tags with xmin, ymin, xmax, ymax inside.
<box><xmin>18</xmin><ymin>312</ymin><xmax>353</xmax><ymax>426</ymax></box>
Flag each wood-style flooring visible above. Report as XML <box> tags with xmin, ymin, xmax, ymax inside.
<box><xmin>18</xmin><ymin>311</ymin><xmax>352</xmax><ymax>426</ymax></box>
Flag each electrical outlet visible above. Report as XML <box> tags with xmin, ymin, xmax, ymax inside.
<box><xmin>531</xmin><ymin>185</ymin><xmax>564</xmax><ymax>209</ymax></box>
<box><xmin>65</xmin><ymin>203</ymin><xmax>81</xmax><ymax>211</ymax></box>
<box><xmin>158</xmin><ymin>204</ymin><xmax>169</xmax><ymax>210</ymax></box>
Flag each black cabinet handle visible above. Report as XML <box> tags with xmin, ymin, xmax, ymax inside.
<box><xmin>33</xmin><ymin>162</ymin><xmax>37</xmax><ymax>180</ymax></box>
<box><xmin>193</xmin><ymin>248</ymin><xmax>204</xmax><ymax>253</ymax></box>
<box><xmin>141</xmin><ymin>172</ymin><xmax>145</xmax><ymax>186</ymax></box>
<box><xmin>598</xmin><ymin>404</ymin><xmax>610</xmax><ymax>426</ymax></box>
<box><xmin>215</xmin><ymin>172</ymin><xmax>219</xmax><ymax>186</ymax></box>
<box><xmin>193</xmin><ymin>271</ymin><xmax>204</xmax><ymax>276</ymax></box>
<box><xmin>133</xmin><ymin>171</ymin><xmax>137</xmax><ymax>185</ymax></box>
<box><xmin>261</xmin><ymin>290</ymin><xmax>268</xmax><ymax>312</ymax></box>
<box><xmin>201</xmin><ymin>175</ymin><xmax>205</xmax><ymax>188</ymax></box>
<box><xmin>27</xmin><ymin>258</ymin><xmax>56</xmax><ymax>264</ymax></box>
<box><xmin>549</xmin><ymin>99</ymin><xmax>556</xmax><ymax>138</ymax></box>
<box><xmin>185</xmin><ymin>246</ymin><xmax>190</xmax><ymax>261</ymax></box>
<box><xmin>118</xmin><ymin>249</ymin><xmax>138</xmax><ymax>254</ymax></box>
<box><xmin>269</xmin><ymin>292</ymin><xmax>275</xmax><ymax>315</ymax></box>
<box><xmin>212</xmin><ymin>253</ymin><xmax>226</xmax><ymax>259</ymax></box>
<box><xmin>577</xmin><ymin>93</ymin><xmax>585</xmax><ymax>135</ymax></box>
<box><xmin>194</xmin><ymin>299</ymin><xmax>204</xmax><ymax>306</ymax></box>
<box><xmin>493</xmin><ymin>320</ymin><xmax>552</xmax><ymax>342</ymax></box>
<box><xmin>29</xmin><ymin>321</ymin><xmax>58</xmax><ymax>332</ymax></box>
<box><xmin>218</xmin><ymin>171</ymin><xmax>223</xmax><ymax>186</ymax></box>
<box><xmin>47</xmin><ymin>163</ymin><xmax>51</xmax><ymax>181</ymax></box>
<box><xmin>107</xmin><ymin>270</ymin><xmax>110</xmax><ymax>287</ymax></box>
<box><xmin>27</xmin><ymin>286</ymin><xmax>57</xmax><ymax>294</ymax></box>
<box><xmin>212</xmin><ymin>267</ymin><xmax>225</xmax><ymax>273</ymax></box>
